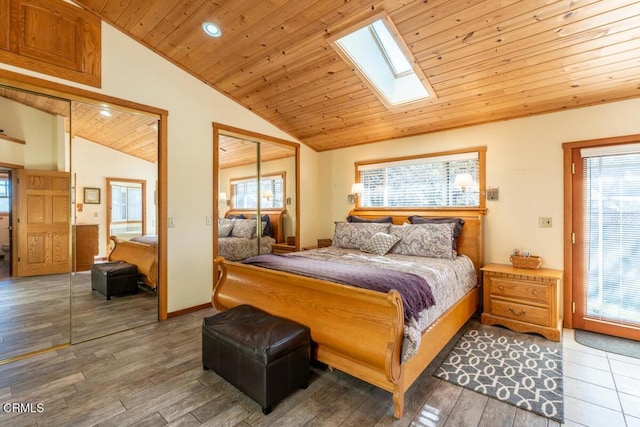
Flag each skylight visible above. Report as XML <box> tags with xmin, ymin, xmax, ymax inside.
<box><xmin>333</xmin><ymin>17</ymin><xmax>433</xmax><ymax>107</ymax></box>
<box><xmin>370</xmin><ymin>20</ymin><xmax>412</xmax><ymax>77</ymax></box>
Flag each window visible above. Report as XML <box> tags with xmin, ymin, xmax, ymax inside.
<box><xmin>332</xmin><ymin>15</ymin><xmax>435</xmax><ymax>107</ymax></box>
<box><xmin>356</xmin><ymin>149</ymin><xmax>484</xmax><ymax>208</ymax></box>
<box><xmin>111</xmin><ymin>184</ymin><xmax>142</xmax><ymax>222</ymax></box>
<box><xmin>231</xmin><ymin>173</ymin><xmax>285</xmax><ymax>209</ymax></box>
<box><xmin>0</xmin><ymin>176</ymin><xmax>8</xmax><ymax>212</ymax></box>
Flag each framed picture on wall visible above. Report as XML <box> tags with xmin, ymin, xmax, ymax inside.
<box><xmin>84</xmin><ymin>187</ymin><xmax>100</xmax><ymax>204</ymax></box>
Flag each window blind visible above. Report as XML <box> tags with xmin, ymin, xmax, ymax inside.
<box><xmin>231</xmin><ymin>175</ymin><xmax>284</xmax><ymax>209</ymax></box>
<box><xmin>582</xmin><ymin>149</ymin><xmax>640</xmax><ymax>326</ymax></box>
<box><xmin>357</xmin><ymin>152</ymin><xmax>479</xmax><ymax>208</ymax></box>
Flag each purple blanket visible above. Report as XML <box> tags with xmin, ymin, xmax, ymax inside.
<box><xmin>241</xmin><ymin>254</ymin><xmax>435</xmax><ymax>322</ymax></box>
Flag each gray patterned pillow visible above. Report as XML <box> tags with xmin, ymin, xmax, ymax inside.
<box><xmin>332</xmin><ymin>222</ymin><xmax>390</xmax><ymax>249</ymax></box>
<box><xmin>360</xmin><ymin>232</ymin><xmax>401</xmax><ymax>255</ymax></box>
<box><xmin>218</xmin><ymin>218</ymin><xmax>235</xmax><ymax>237</ymax></box>
<box><xmin>231</xmin><ymin>219</ymin><xmax>256</xmax><ymax>239</ymax></box>
<box><xmin>390</xmin><ymin>223</ymin><xmax>456</xmax><ymax>259</ymax></box>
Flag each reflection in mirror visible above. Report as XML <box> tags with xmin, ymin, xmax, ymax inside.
<box><xmin>218</xmin><ymin>135</ymin><xmax>261</xmax><ymax>260</ymax></box>
<box><xmin>259</xmin><ymin>141</ymin><xmax>297</xmax><ymax>250</ymax></box>
<box><xmin>0</xmin><ymin>85</ymin><xmax>72</xmax><ymax>361</ymax></box>
<box><xmin>215</xmin><ymin>124</ymin><xmax>299</xmax><ymax>263</ymax></box>
<box><xmin>70</xmin><ymin>101</ymin><xmax>159</xmax><ymax>343</ymax></box>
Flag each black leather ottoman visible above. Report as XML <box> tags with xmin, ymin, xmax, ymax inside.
<box><xmin>202</xmin><ymin>305</ymin><xmax>310</xmax><ymax>415</ymax></box>
<box><xmin>91</xmin><ymin>261</ymin><xmax>138</xmax><ymax>300</ymax></box>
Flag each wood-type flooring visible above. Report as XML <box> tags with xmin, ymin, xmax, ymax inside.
<box><xmin>0</xmin><ymin>268</ymin><xmax>157</xmax><ymax>361</ymax></box>
<box><xmin>0</xmin><ymin>309</ymin><xmax>561</xmax><ymax>426</ymax></box>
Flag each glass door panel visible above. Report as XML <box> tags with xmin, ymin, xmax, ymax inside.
<box><xmin>573</xmin><ymin>143</ymin><xmax>640</xmax><ymax>340</ymax></box>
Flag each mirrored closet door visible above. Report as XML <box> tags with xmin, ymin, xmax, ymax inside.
<box><xmin>214</xmin><ymin>124</ymin><xmax>299</xmax><ymax>263</ymax></box>
<box><xmin>70</xmin><ymin>100</ymin><xmax>159</xmax><ymax>343</ymax></box>
<box><xmin>0</xmin><ymin>84</ymin><xmax>161</xmax><ymax>363</ymax></box>
<box><xmin>0</xmin><ymin>85</ymin><xmax>72</xmax><ymax>361</ymax></box>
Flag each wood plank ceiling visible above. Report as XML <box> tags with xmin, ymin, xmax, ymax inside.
<box><xmin>75</xmin><ymin>0</ymin><xmax>640</xmax><ymax>152</ymax></box>
<box><xmin>219</xmin><ymin>134</ymin><xmax>295</xmax><ymax>169</ymax></box>
<box><xmin>0</xmin><ymin>86</ymin><xmax>158</xmax><ymax>163</ymax></box>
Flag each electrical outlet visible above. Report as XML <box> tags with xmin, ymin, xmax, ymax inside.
<box><xmin>538</xmin><ymin>217</ymin><xmax>552</xmax><ymax>228</ymax></box>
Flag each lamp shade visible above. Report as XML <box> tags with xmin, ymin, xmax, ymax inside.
<box><xmin>263</xmin><ymin>190</ymin><xmax>274</xmax><ymax>199</ymax></box>
<box><xmin>218</xmin><ymin>192</ymin><xmax>227</xmax><ymax>201</ymax></box>
<box><xmin>453</xmin><ymin>173</ymin><xmax>473</xmax><ymax>188</ymax></box>
<box><xmin>351</xmin><ymin>183</ymin><xmax>364</xmax><ymax>195</ymax></box>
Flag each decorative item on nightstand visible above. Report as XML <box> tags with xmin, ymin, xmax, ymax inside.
<box><xmin>510</xmin><ymin>249</ymin><xmax>542</xmax><ymax>269</ymax></box>
<box><xmin>510</xmin><ymin>255</ymin><xmax>542</xmax><ymax>269</ymax></box>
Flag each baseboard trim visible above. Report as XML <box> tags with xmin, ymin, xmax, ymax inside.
<box><xmin>167</xmin><ymin>303</ymin><xmax>212</xmax><ymax>318</ymax></box>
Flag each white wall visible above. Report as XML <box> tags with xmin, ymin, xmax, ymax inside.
<box><xmin>0</xmin><ymin>97</ymin><xmax>65</xmax><ymax>170</ymax></box>
<box><xmin>317</xmin><ymin>98</ymin><xmax>640</xmax><ymax>270</ymax></box>
<box><xmin>72</xmin><ymin>137</ymin><xmax>158</xmax><ymax>258</ymax></box>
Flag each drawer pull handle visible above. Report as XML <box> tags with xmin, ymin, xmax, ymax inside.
<box><xmin>532</xmin><ymin>290</ymin><xmax>539</xmax><ymax>296</ymax></box>
<box><xmin>509</xmin><ymin>307</ymin><xmax>527</xmax><ymax>316</ymax></box>
<box><xmin>498</xmin><ymin>285</ymin><xmax>504</xmax><ymax>290</ymax></box>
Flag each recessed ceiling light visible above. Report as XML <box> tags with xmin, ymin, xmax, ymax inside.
<box><xmin>203</xmin><ymin>22</ymin><xmax>222</xmax><ymax>38</ymax></box>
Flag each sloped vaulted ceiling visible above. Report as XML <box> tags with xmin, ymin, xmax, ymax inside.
<box><xmin>74</xmin><ymin>0</ymin><xmax>640</xmax><ymax>151</ymax></box>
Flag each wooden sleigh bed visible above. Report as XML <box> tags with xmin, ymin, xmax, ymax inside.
<box><xmin>109</xmin><ymin>235</ymin><xmax>158</xmax><ymax>288</ymax></box>
<box><xmin>212</xmin><ymin>209</ymin><xmax>484</xmax><ymax>418</ymax></box>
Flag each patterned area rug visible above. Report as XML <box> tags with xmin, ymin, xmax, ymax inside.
<box><xmin>435</xmin><ymin>322</ymin><xmax>563</xmax><ymax>422</ymax></box>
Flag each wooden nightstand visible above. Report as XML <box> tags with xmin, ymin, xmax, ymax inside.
<box><xmin>271</xmin><ymin>243</ymin><xmax>297</xmax><ymax>254</ymax></box>
<box><xmin>481</xmin><ymin>263</ymin><xmax>563</xmax><ymax>341</ymax></box>
<box><xmin>317</xmin><ymin>238</ymin><xmax>332</xmax><ymax>248</ymax></box>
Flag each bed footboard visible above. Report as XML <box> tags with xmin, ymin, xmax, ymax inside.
<box><xmin>213</xmin><ymin>256</ymin><xmax>405</xmax><ymax>410</ymax></box>
<box><xmin>109</xmin><ymin>236</ymin><xmax>158</xmax><ymax>288</ymax></box>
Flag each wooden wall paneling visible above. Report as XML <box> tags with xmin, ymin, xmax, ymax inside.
<box><xmin>0</xmin><ymin>0</ymin><xmax>101</xmax><ymax>87</ymax></box>
<box><xmin>0</xmin><ymin>0</ymin><xmax>10</xmax><ymax>51</ymax></box>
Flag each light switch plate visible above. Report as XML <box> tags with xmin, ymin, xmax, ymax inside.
<box><xmin>538</xmin><ymin>217</ymin><xmax>552</xmax><ymax>228</ymax></box>
<box><xmin>487</xmin><ymin>188</ymin><xmax>499</xmax><ymax>201</ymax></box>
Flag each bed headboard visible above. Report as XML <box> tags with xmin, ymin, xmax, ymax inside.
<box><xmin>347</xmin><ymin>209</ymin><xmax>485</xmax><ymax>275</ymax></box>
<box><xmin>224</xmin><ymin>209</ymin><xmax>287</xmax><ymax>243</ymax></box>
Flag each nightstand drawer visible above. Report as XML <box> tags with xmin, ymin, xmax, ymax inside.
<box><xmin>488</xmin><ymin>277</ymin><xmax>549</xmax><ymax>304</ymax></box>
<box><xmin>489</xmin><ymin>299</ymin><xmax>550</xmax><ymax>327</ymax></box>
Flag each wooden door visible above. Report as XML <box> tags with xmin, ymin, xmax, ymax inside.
<box><xmin>16</xmin><ymin>169</ymin><xmax>71</xmax><ymax>276</ymax></box>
